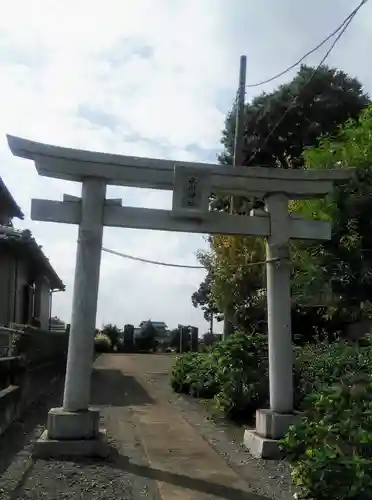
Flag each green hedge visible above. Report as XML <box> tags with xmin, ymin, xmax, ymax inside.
<box><xmin>294</xmin><ymin>340</ymin><xmax>372</xmax><ymax>409</ymax></box>
<box><xmin>171</xmin><ymin>332</ymin><xmax>269</xmax><ymax>419</ymax></box>
<box><xmin>281</xmin><ymin>373</ymin><xmax>372</xmax><ymax>500</ymax></box>
<box><xmin>172</xmin><ymin>333</ymin><xmax>372</xmax><ymax>416</ymax></box>
<box><xmin>282</xmin><ymin>339</ymin><xmax>372</xmax><ymax>500</ymax></box>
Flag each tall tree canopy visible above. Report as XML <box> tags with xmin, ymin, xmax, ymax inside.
<box><xmin>220</xmin><ymin>64</ymin><xmax>369</xmax><ymax>170</ymax></box>
<box><xmin>291</xmin><ymin>104</ymin><xmax>372</xmax><ymax>325</ymax></box>
<box><xmin>192</xmin><ymin>64</ymin><xmax>370</xmax><ymax>333</ymax></box>
<box><xmin>214</xmin><ymin>64</ymin><xmax>369</xmax><ymax>213</ymax></box>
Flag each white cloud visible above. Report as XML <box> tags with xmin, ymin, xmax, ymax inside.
<box><xmin>1</xmin><ymin>0</ymin><xmax>372</xmax><ymax>333</ymax></box>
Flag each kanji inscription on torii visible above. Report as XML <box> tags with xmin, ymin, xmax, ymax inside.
<box><xmin>172</xmin><ymin>165</ymin><xmax>210</xmax><ymax>218</ymax></box>
<box><xmin>186</xmin><ymin>176</ymin><xmax>197</xmax><ymax>206</ymax></box>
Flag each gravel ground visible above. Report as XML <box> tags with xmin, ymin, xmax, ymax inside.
<box><xmin>0</xmin><ymin>373</ymin><xmax>160</xmax><ymax>500</ymax></box>
<box><xmin>0</xmin><ymin>432</ymin><xmax>158</xmax><ymax>500</ymax></box>
<box><xmin>0</xmin><ymin>355</ymin><xmax>293</xmax><ymax>500</ymax></box>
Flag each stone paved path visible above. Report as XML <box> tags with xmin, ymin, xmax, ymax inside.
<box><xmin>0</xmin><ymin>354</ymin><xmax>292</xmax><ymax>500</ymax></box>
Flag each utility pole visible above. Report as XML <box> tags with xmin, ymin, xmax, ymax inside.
<box><xmin>223</xmin><ymin>55</ymin><xmax>247</xmax><ymax>339</ymax></box>
<box><xmin>231</xmin><ymin>55</ymin><xmax>247</xmax><ymax>213</ymax></box>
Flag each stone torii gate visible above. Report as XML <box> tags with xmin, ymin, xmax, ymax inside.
<box><xmin>7</xmin><ymin>135</ymin><xmax>351</xmax><ymax>459</ymax></box>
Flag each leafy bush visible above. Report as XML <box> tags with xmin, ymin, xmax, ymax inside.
<box><xmin>171</xmin><ymin>332</ymin><xmax>268</xmax><ymax>419</ymax></box>
<box><xmin>94</xmin><ymin>333</ymin><xmax>112</xmax><ymax>353</ymax></box>
<box><xmin>281</xmin><ymin>374</ymin><xmax>372</xmax><ymax>500</ymax></box>
<box><xmin>101</xmin><ymin>324</ymin><xmax>121</xmax><ymax>348</ymax></box>
<box><xmin>189</xmin><ymin>355</ymin><xmax>220</xmax><ymax>398</ymax></box>
<box><xmin>211</xmin><ymin>332</ymin><xmax>268</xmax><ymax>419</ymax></box>
<box><xmin>171</xmin><ymin>352</ymin><xmax>216</xmax><ymax>396</ymax></box>
<box><xmin>171</xmin><ymin>331</ymin><xmax>372</xmax><ymax>432</ymax></box>
<box><xmin>294</xmin><ymin>338</ymin><xmax>372</xmax><ymax>410</ymax></box>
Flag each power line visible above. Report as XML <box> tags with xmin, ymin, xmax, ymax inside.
<box><xmin>247</xmin><ymin>0</ymin><xmax>368</xmax><ymax>166</ymax></box>
<box><xmin>245</xmin><ymin>0</ymin><xmax>367</xmax><ymax>88</ymax></box>
<box><xmin>102</xmin><ymin>246</ymin><xmax>289</xmax><ymax>270</ymax></box>
<box><xmin>102</xmin><ymin>246</ymin><xmax>204</xmax><ymax>269</ymax></box>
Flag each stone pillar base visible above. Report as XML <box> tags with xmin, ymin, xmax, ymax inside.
<box><xmin>256</xmin><ymin>408</ymin><xmax>298</xmax><ymax>440</ymax></box>
<box><xmin>244</xmin><ymin>409</ymin><xmax>300</xmax><ymax>459</ymax></box>
<box><xmin>32</xmin><ymin>407</ymin><xmax>110</xmax><ymax>459</ymax></box>
<box><xmin>47</xmin><ymin>407</ymin><xmax>100</xmax><ymax>440</ymax></box>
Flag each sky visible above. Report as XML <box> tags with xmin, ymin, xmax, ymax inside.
<box><xmin>0</xmin><ymin>0</ymin><xmax>371</xmax><ymax>334</ymax></box>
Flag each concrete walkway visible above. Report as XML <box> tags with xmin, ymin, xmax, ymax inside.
<box><xmin>0</xmin><ymin>354</ymin><xmax>291</xmax><ymax>500</ymax></box>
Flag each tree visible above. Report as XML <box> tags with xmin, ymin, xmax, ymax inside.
<box><xmin>191</xmin><ymin>278</ymin><xmax>218</xmax><ymax>322</ymax></box>
<box><xmin>291</xmin><ymin>105</ymin><xmax>372</xmax><ymax>328</ymax></box>
<box><xmin>101</xmin><ymin>324</ymin><xmax>121</xmax><ymax>350</ymax></box>
<box><xmin>193</xmin><ymin>64</ymin><xmax>370</xmax><ymax>335</ymax></box>
<box><xmin>208</xmin><ymin>235</ymin><xmax>266</xmax><ymax>330</ymax></box>
<box><xmin>221</xmin><ymin>64</ymin><xmax>368</xmax><ymax>169</ymax></box>
<box><xmin>191</xmin><ymin>246</ymin><xmax>222</xmax><ymax>322</ymax></box>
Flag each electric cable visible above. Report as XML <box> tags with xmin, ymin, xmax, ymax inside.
<box><xmin>102</xmin><ymin>246</ymin><xmax>286</xmax><ymax>269</ymax></box>
<box><xmin>247</xmin><ymin>0</ymin><xmax>368</xmax><ymax>166</ymax></box>
<box><xmin>245</xmin><ymin>0</ymin><xmax>368</xmax><ymax>88</ymax></box>
<box><xmin>102</xmin><ymin>246</ymin><xmax>204</xmax><ymax>269</ymax></box>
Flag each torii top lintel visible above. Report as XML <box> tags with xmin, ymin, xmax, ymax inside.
<box><xmin>7</xmin><ymin>135</ymin><xmax>353</xmax><ymax>200</ymax></box>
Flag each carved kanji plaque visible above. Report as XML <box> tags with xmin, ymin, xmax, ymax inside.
<box><xmin>172</xmin><ymin>165</ymin><xmax>210</xmax><ymax>218</ymax></box>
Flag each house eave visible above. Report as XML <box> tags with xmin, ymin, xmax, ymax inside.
<box><xmin>0</xmin><ymin>177</ymin><xmax>24</xmax><ymax>220</ymax></box>
<box><xmin>0</xmin><ymin>227</ymin><xmax>65</xmax><ymax>291</ymax></box>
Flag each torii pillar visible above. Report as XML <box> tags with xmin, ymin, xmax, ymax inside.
<box><xmin>46</xmin><ymin>178</ymin><xmax>110</xmax><ymax>456</ymax></box>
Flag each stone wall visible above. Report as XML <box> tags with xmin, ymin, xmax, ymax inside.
<box><xmin>0</xmin><ymin>326</ymin><xmax>68</xmax><ymax>437</ymax></box>
<box><xmin>0</xmin><ymin>357</ymin><xmax>64</xmax><ymax>437</ymax></box>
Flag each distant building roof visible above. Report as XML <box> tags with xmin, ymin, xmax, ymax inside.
<box><xmin>152</xmin><ymin>321</ymin><xmax>168</xmax><ymax>328</ymax></box>
<box><xmin>139</xmin><ymin>319</ymin><xmax>168</xmax><ymax>329</ymax></box>
<box><xmin>139</xmin><ymin>320</ymin><xmax>167</xmax><ymax>328</ymax></box>
<box><xmin>0</xmin><ymin>177</ymin><xmax>24</xmax><ymax>220</ymax></box>
<box><xmin>0</xmin><ymin>226</ymin><xmax>65</xmax><ymax>291</ymax></box>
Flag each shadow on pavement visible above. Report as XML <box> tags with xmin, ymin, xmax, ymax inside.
<box><xmin>91</xmin><ymin>368</ymin><xmax>154</xmax><ymax>407</ymax></box>
<box><xmin>98</xmin><ymin>449</ymin><xmax>270</xmax><ymax>500</ymax></box>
